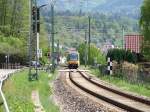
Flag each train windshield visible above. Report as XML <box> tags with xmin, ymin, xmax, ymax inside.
<box><xmin>69</xmin><ymin>53</ymin><xmax>78</xmax><ymax>60</ymax></box>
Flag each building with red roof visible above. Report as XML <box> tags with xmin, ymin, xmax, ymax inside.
<box><xmin>124</xmin><ymin>35</ymin><xmax>143</xmax><ymax>53</ymax></box>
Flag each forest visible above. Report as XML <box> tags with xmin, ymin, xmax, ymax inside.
<box><xmin>0</xmin><ymin>0</ymin><xmax>29</xmax><ymax>64</ymax></box>
<box><xmin>0</xmin><ymin>0</ymin><xmax>48</xmax><ymax>65</ymax></box>
<box><xmin>43</xmin><ymin>10</ymin><xmax>140</xmax><ymax>48</ymax></box>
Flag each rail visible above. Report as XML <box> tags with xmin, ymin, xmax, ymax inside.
<box><xmin>78</xmin><ymin>70</ymin><xmax>150</xmax><ymax>105</ymax></box>
<box><xmin>68</xmin><ymin>70</ymin><xmax>150</xmax><ymax>112</ymax></box>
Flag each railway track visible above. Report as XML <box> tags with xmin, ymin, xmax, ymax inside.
<box><xmin>67</xmin><ymin>69</ymin><xmax>150</xmax><ymax>112</ymax></box>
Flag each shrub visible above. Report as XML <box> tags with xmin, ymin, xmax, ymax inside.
<box><xmin>107</xmin><ymin>49</ymin><xmax>138</xmax><ymax>63</ymax></box>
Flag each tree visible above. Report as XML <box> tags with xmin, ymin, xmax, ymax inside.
<box><xmin>107</xmin><ymin>49</ymin><xmax>125</xmax><ymax>64</ymax></box>
<box><xmin>0</xmin><ymin>0</ymin><xmax>29</xmax><ymax>64</ymax></box>
<box><xmin>107</xmin><ymin>49</ymin><xmax>138</xmax><ymax>64</ymax></box>
<box><xmin>140</xmin><ymin>0</ymin><xmax>150</xmax><ymax>60</ymax></box>
<box><xmin>78</xmin><ymin>43</ymin><xmax>106</xmax><ymax>65</ymax></box>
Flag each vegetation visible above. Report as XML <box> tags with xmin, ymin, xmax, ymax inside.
<box><xmin>90</xmin><ymin>68</ymin><xmax>150</xmax><ymax>97</ymax></box>
<box><xmin>43</xmin><ymin>11</ymin><xmax>140</xmax><ymax>49</ymax></box>
<box><xmin>0</xmin><ymin>0</ymin><xmax>48</xmax><ymax>65</ymax></box>
<box><xmin>140</xmin><ymin>0</ymin><xmax>150</xmax><ymax>60</ymax></box>
<box><xmin>0</xmin><ymin>0</ymin><xmax>143</xmax><ymax>63</ymax></box>
<box><xmin>0</xmin><ymin>0</ymin><xmax>29</xmax><ymax>36</ymax></box>
<box><xmin>107</xmin><ymin>49</ymin><xmax>138</xmax><ymax>63</ymax></box>
<box><xmin>41</xmin><ymin>0</ymin><xmax>142</xmax><ymax>18</ymax></box>
<box><xmin>0</xmin><ymin>0</ymin><xmax>29</xmax><ymax>64</ymax></box>
<box><xmin>1</xmin><ymin>70</ymin><xmax>59</xmax><ymax>112</ymax></box>
<box><xmin>78</xmin><ymin>43</ymin><xmax>106</xmax><ymax>65</ymax></box>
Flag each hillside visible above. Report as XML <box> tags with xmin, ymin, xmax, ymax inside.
<box><xmin>40</xmin><ymin>0</ymin><xmax>142</xmax><ymax>49</ymax></box>
<box><xmin>38</xmin><ymin>0</ymin><xmax>143</xmax><ymax>52</ymax></box>
<box><xmin>94</xmin><ymin>0</ymin><xmax>143</xmax><ymax>18</ymax></box>
<box><xmin>38</xmin><ymin>0</ymin><xmax>143</xmax><ymax>16</ymax></box>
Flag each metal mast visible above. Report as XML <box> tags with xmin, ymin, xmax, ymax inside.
<box><xmin>51</xmin><ymin>3</ymin><xmax>55</xmax><ymax>73</ymax></box>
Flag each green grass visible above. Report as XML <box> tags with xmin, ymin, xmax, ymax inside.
<box><xmin>0</xmin><ymin>96</ymin><xmax>5</xmax><ymax>112</ymax></box>
<box><xmin>1</xmin><ymin>69</ymin><xmax>59</xmax><ymax>112</ymax></box>
<box><xmin>89</xmin><ymin>68</ymin><xmax>150</xmax><ymax>97</ymax></box>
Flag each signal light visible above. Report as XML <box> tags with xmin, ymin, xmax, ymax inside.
<box><xmin>37</xmin><ymin>8</ymin><xmax>40</xmax><ymax>21</ymax></box>
<box><xmin>32</xmin><ymin>6</ymin><xmax>36</xmax><ymax>21</ymax></box>
<box><xmin>32</xmin><ymin>6</ymin><xmax>40</xmax><ymax>33</ymax></box>
<box><xmin>37</xmin><ymin>8</ymin><xmax>40</xmax><ymax>32</ymax></box>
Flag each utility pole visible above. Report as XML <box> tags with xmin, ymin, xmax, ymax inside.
<box><xmin>37</xmin><ymin>8</ymin><xmax>40</xmax><ymax>62</ymax></box>
<box><xmin>28</xmin><ymin>0</ymin><xmax>38</xmax><ymax>80</ymax></box>
<box><xmin>103</xmin><ymin>23</ymin><xmax>106</xmax><ymax>42</ymax></box>
<box><xmin>51</xmin><ymin>3</ymin><xmax>55</xmax><ymax>73</ymax></box>
<box><xmin>34</xmin><ymin>0</ymin><xmax>38</xmax><ymax>80</ymax></box>
<box><xmin>84</xmin><ymin>30</ymin><xmax>87</xmax><ymax>67</ymax></box>
<box><xmin>57</xmin><ymin>40</ymin><xmax>59</xmax><ymax>54</ymax></box>
<box><xmin>28</xmin><ymin>0</ymin><xmax>33</xmax><ymax>80</ymax></box>
<box><xmin>88</xmin><ymin>16</ymin><xmax>91</xmax><ymax>65</ymax></box>
<box><xmin>36</xmin><ymin>4</ymin><xmax>47</xmax><ymax>61</ymax></box>
<box><xmin>122</xmin><ymin>26</ymin><xmax>124</xmax><ymax>49</ymax></box>
<box><xmin>57</xmin><ymin>40</ymin><xmax>60</xmax><ymax>65</ymax></box>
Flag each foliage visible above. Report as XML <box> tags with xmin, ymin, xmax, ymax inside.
<box><xmin>41</xmin><ymin>0</ymin><xmax>142</xmax><ymax>18</ymax></box>
<box><xmin>0</xmin><ymin>0</ymin><xmax>29</xmax><ymax>64</ymax></box>
<box><xmin>125</xmin><ymin>50</ymin><xmax>138</xmax><ymax>63</ymax></box>
<box><xmin>140</xmin><ymin>0</ymin><xmax>150</xmax><ymax>60</ymax></box>
<box><xmin>0</xmin><ymin>0</ymin><xmax>48</xmax><ymax>64</ymax></box>
<box><xmin>78</xmin><ymin>43</ymin><xmax>106</xmax><ymax>65</ymax></box>
<box><xmin>44</xmin><ymin>10</ymin><xmax>140</xmax><ymax>49</ymax></box>
<box><xmin>0</xmin><ymin>35</ymin><xmax>27</xmax><ymax>65</ymax></box>
<box><xmin>107</xmin><ymin>49</ymin><xmax>138</xmax><ymax>63</ymax></box>
<box><xmin>0</xmin><ymin>0</ymin><xmax>29</xmax><ymax>36</ymax></box>
<box><xmin>39</xmin><ymin>56</ymin><xmax>48</xmax><ymax>66</ymax></box>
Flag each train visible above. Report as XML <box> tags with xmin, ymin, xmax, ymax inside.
<box><xmin>66</xmin><ymin>50</ymin><xmax>80</xmax><ymax>69</ymax></box>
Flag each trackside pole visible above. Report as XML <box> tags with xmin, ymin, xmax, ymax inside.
<box><xmin>107</xmin><ymin>57</ymin><xmax>113</xmax><ymax>75</ymax></box>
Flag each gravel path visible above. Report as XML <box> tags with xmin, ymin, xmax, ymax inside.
<box><xmin>31</xmin><ymin>90</ymin><xmax>45</xmax><ymax>112</ymax></box>
<box><xmin>53</xmin><ymin>71</ymin><xmax>119</xmax><ymax>112</ymax></box>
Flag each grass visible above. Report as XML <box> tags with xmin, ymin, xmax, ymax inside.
<box><xmin>1</xmin><ymin>69</ymin><xmax>59</xmax><ymax>112</ymax></box>
<box><xmin>89</xmin><ymin>67</ymin><xmax>150</xmax><ymax>97</ymax></box>
<box><xmin>0</xmin><ymin>96</ymin><xmax>4</xmax><ymax>112</ymax></box>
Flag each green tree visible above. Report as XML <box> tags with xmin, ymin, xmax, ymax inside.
<box><xmin>107</xmin><ymin>49</ymin><xmax>125</xmax><ymax>64</ymax></box>
<box><xmin>78</xmin><ymin>43</ymin><xmax>106</xmax><ymax>65</ymax></box>
<box><xmin>107</xmin><ymin>49</ymin><xmax>137</xmax><ymax>64</ymax></box>
<box><xmin>140</xmin><ymin>0</ymin><xmax>150</xmax><ymax>60</ymax></box>
<box><xmin>0</xmin><ymin>0</ymin><xmax>49</xmax><ymax>64</ymax></box>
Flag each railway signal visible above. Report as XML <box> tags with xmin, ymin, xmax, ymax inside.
<box><xmin>32</xmin><ymin>6</ymin><xmax>40</xmax><ymax>33</ymax></box>
<box><xmin>29</xmin><ymin>0</ymin><xmax>47</xmax><ymax>80</ymax></box>
<box><xmin>32</xmin><ymin>6</ymin><xmax>36</xmax><ymax>33</ymax></box>
<box><xmin>37</xmin><ymin>8</ymin><xmax>40</xmax><ymax>32</ymax></box>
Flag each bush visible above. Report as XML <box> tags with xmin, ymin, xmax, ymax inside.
<box><xmin>107</xmin><ymin>49</ymin><xmax>138</xmax><ymax>63</ymax></box>
<box><xmin>39</xmin><ymin>56</ymin><xmax>48</xmax><ymax>66</ymax></box>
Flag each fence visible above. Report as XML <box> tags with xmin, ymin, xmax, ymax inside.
<box><xmin>0</xmin><ymin>63</ymin><xmax>22</xmax><ymax>69</ymax></box>
<box><xmin>98</xmin><ymin>62</ymin><xmax>150</xmax><ymax>84</ymax></box>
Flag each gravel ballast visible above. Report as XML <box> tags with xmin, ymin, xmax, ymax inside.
<box><xmin>53</xmin><ymin>71</ymin><xmax>120</xmax><ymax>112</ymax></box>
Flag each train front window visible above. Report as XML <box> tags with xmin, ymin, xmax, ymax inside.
<box><xmin>70</xmin><ymin>53</ymin><xmax>78</xmax><ymax>60</ymax></box>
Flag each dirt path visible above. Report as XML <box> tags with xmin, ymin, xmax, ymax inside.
<box><xmin>31</xmin><ymin>90</ymin><xmax>45</xmax><ymax>112</ymax></box>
